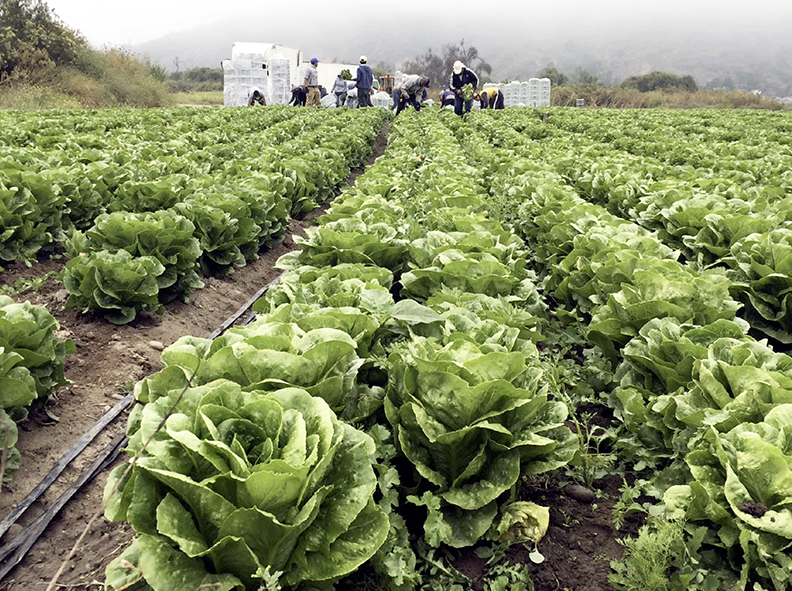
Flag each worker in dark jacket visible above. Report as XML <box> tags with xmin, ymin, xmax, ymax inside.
<box><xmin>355</xmin><ymin>56</ymin><xmax>374</xmax><ymax>108</ymax></box>
<box><xmin>450</xmin><ymin>60</ymin><xmax>478</xmax><ymax>116</ymax></box>
<box><xmin>478</xmin><ymin>87</ymin><xmax>505</xmax><ymax>109</ymax></box>
<box><xmin>395</xmin><ymin>75</ymin><xmax>430</xmax><ymax>114</ymax></box>
<box><xmin>289</xmin><ymin>85</ymin><xmax>307</xmax><ymax>106</ymax></box>
<box><xmin>247</xmin><ymin>87</ymin><xmax>266</xmax><ymax>106</ymax></box>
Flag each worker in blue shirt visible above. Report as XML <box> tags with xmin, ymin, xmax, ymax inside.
<box><xmin>355</xmin><ymin>56</ymin><xmax>374</xmax><ymax>108</ymax></box>
<box><xmin>440</xmin><ymin>85</ymin><xmax>455</xmax><ymax>108</ymax></box>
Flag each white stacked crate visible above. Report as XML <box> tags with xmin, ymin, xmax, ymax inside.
<box><xmin>267</xmin><ymin>54</ymin><xmax>291</xmax><ymax>105</ymax></box>
<box><xmin>371</xmin><ymin>91</ymin><xmax>392</xmax><ymax>109</ymax></box>
<box><xmin>528</xmin><ymin>78</ymin><xmax>540</xmax><ymax>107</ymax></box>
<box><xmin>223</xmin><ymin>45</ymin><xmax>269</xmax><ymax>107</ymax></box>
<box><xmin>537</xmin><ymin>77</ymin><xmax>551</xmax><ymax>107</ymax></box>
<box><xmin>492</xmin><ymin>78</ymin><xmax>551</xmax><ymax>108</ymax></box>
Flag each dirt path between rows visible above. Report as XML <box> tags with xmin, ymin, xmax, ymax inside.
<box><xmin>0</xmin><ymin>120</ymin><xmax>390</xmax><ymax>590</ymax></box>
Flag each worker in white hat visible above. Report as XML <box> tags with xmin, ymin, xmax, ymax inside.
<box><xmin>450</xmin><ymin>60</ymin><xmax>479</xmax><ymax>116</ymax></box>
<box><xmin>354</xmin><ymin>55</ymin><xmax>374</xmax><ymax>108</ymax></box>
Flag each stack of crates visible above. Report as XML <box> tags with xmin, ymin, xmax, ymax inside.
<box><xmin>267</xmin><ymin>55</ymin><xmax>291</xmax><ymax>105</ymax></box>
<box><xmin>488</xmin><ymin>78</ymin><xmax>551</xmax><ymax>108</ymax></box>
<box><xmin>223</xmin><ymin>45</ymin><xmax>268</xmax><ymax>107</ymax></box>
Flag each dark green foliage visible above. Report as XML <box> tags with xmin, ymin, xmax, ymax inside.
<box><xmin>402</xmin><ymin>39</ymin><xmax>492</xmax><ymax>86</ymax></box>
<box><xmin>621</xmin><ymin>71</ymin><xmax>698</xmax><ymax>92</ymax></box>
<box><xmin>167</xmin><ymin>66</ymin><xmax>223</xmax><ymax>92</ymax></box>
<box><xmin>0</xmin><ymin>0</ymin><xmax>83</xmax><ymax>80</ymax></box>
<box><xmin>536</xmin><ymin>66</ymin><xmax>568</xmax><ymax>86</ymax></box>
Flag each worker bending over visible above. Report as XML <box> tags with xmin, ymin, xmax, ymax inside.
<box><xmin>478</xmin><ymin>87</ymin><xmax>505</xmax><ymax>109</ymax></box>
<box><xmin>394</xmin><ymin>75</ymin><xmax>431</xmax><ymax>114</ymax></box>
<box><xmin>247</xmin><ymin>87</ymin><xmax>266</xmax><ymax>106</ymax></box>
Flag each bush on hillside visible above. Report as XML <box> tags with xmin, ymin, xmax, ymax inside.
<box><xmin>167</xmin><ymin>67</ymin><xmax>223</xmax><ymax>92</ymax></box>
<box><xmin>0</xmin><ymin>0</ymin><xmax>83</xmax><ymax>82</ymax></box>
<box><xmin>621</xmin><ymin>71</ymin><xmax>698</xmax><ymax>92</ymax></box>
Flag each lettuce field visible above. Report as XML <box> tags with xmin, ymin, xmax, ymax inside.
<box><xmin>1</xmin><ymin>105</ymin><xmax>792</xmax><ymax>591</ymax></box>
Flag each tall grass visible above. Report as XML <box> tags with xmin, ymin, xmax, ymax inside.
<box><xmin>552</xmin><ymin>84</ymin><xmax>787</xmax><ymax>109</ymax></box>
<box><xmin>0</xmin><ymin>47</ymin><xmax>173</xmax><ymax>110</ymax></box>
<box><xmin>0</xmin><ymin>84</ymin><xmax>82</xmax><ymax>110</ymax></box>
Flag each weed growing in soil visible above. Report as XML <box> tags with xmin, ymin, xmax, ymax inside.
<box><xmin>0</xmin><ymin>270</ymin><xmax>57</xmax><ymax>296</ymax></box>
<box><xmin>610</xmin><ymin>519</ymin><xmax>684</xmax><ymax>591</ymax></box>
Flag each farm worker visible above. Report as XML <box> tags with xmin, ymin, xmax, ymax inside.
<box><xmin>347</xmin><ymin>84</ymin><xmax>358</xmax><ymax>108</ymax></box>
<box><xmin>439</xmin><ymin>85</ymin><xmax>455</xmax><ymax>108</ymax></box>
<box><xmin>450</xmin><ymin>60</ymin><xmax>478</xmax><ymax>116</ymax></box>
<box><xmin>247</xmin><ymin>87</ymin><xmax>266</xmax><ymax>106</ymax></box>
<box><xmin>304</xmin><ymin>58</ymin><xmax>321</xmax><ymax>107</ymax></box>
<box><xmin>289</xmin><ymin>85</ymin><xmax>307</xmax><ymax>106</ymax></box>
<box><xmin>354</xmin><ymin>55</ymin><xmax>374</xmax><ymax>108</ymax></box>
<box><xmin>332</xmin><ymin>73</ymin><xmax>348</xmax><ymax>107</ymax></box>
<box><xmin>478</xmin><ymin>87</ymin><xmax>505</xmax><ymax>109</ymax></box>
<box><xmin>395</xmin><ymin>75</ymin><xmax>431</xmax><ymax>115</ymax></box>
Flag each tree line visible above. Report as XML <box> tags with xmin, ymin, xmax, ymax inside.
<box><xmin>401</xmin><ymin>40</ymin><xmax>701</xmax><ymax>94</ymax></box>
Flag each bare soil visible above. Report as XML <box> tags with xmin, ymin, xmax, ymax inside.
<box><xmin>0</xmin><ymin>225</ymin><xmax>299</xmax><ymax>590</ymax></box>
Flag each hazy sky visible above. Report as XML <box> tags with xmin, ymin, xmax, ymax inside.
<box><xmin>46</xmin><ymin>0</ymin><xmax>792</xmax><ymax>47</ymax></box>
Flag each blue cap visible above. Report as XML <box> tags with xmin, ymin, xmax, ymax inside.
<box><xmin>310</xmin><ymin>57</ymin><xmax>318</xmax><ymax>65</ymax></box>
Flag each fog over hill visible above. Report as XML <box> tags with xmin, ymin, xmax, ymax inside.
<box><xmin>133</xmin><ymin>4</ymin><xmax>792</xmax><ymax>96</ymax></box>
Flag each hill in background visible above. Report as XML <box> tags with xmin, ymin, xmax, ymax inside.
<box><xmin>133</xmin><ymin>6</ymin><xmax>792</xmax><ymax>97</ymax></box>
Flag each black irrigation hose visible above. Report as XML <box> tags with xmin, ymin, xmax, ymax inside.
<box><xmin>207</xmin><ymin>271</ymin><xmax>286</xmax><ymax>339</ymax></box>
<box><xmin>0</xmin><ymin>270</ymin><xmax>286</xmax><ymax>582</ymax></box>
<box><xmin>0</xmin><ymin>393</ymin><xmax>133</xmax><ymax>542</ymax></box>
<box><xmin>0</xmin><ymin>433</ymin><xmax>126</xmax><ymax>581</ymax></box>
<box><xmin>0</xmin><ymin>117</ymin><xmax>389</xmax><ymax>579</ymax></box>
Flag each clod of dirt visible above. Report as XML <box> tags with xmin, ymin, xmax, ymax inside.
<box><xmin>739</xmin><ymin>500</ymin><xmax>768</xmax><ymax>518</ymax></box>
<box><xmin>1</xmin><ymin>523</ymin><xmax>23</xmax><ymax>544</ymax></box>
<box><xmin>564</xmin><ymin>484</ymin><xmax>596</xmax><ymax>504</ymax></box>
<box><xmin>148</xmin><ymin>340</ymin><xmax>165</xmax><ymax>351</ymax></box>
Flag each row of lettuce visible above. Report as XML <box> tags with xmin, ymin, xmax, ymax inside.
<box><xmin>529</xmin><ymin>108</ymin><xmax>792</xmax><ymax>343</ymax></box>
<box><xmin>101</xmin><ymin>111</ymin><xmax>578</xmax><ymax>590</ymax></box>
<box><xmin>452</xmin><ymin>108</ymin><xmax>792</xmax><ymax>590</ymax></box>
<box><xmin>0</xmin><ymin>107</ymin><xmax>385</xmax><ymax>485</ymax></box>
<box><xmin>1</xmin><ymin>107</ymin><xmax>384</xmax><ymax>323</ymax></box>
<box><xmin>0</xmin><ymin>296</ymin><xmax>73</xmax><ymax>484</ymax></box>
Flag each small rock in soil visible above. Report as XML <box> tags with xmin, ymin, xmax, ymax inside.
<box><xmin>148</xmin><ymin>340</ymin><xmax>165</xmax><ymax>351</ymax></box>
<box><xmin>564</xmin><ymin>484</ymin><xmax>596</xmax><ymax>504</ymax></box>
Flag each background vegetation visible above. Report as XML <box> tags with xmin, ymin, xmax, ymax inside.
<box><xmin>1</xmin><ymin>2</ymin><xmax>788</xmax><ymax>111</ymax></box>
<box><xmin>0</xmin><ymin>0</ymin><xmax>172</xmax><ymax>108</ymax></box>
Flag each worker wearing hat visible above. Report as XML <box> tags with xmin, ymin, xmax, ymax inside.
<box><xmin>304</xmin><ymin>57</ymin><xmax>321</xmax><ymax>107</ymax></box>
<box><xmin>450</xmin><ymin>60</ymin><xmax>479</xmax><ymax>116</ymax></box>
<box><xmin>354</xmin><ymin>55</ymin><xmax>374</xmax><ymax>108</ymax></box>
